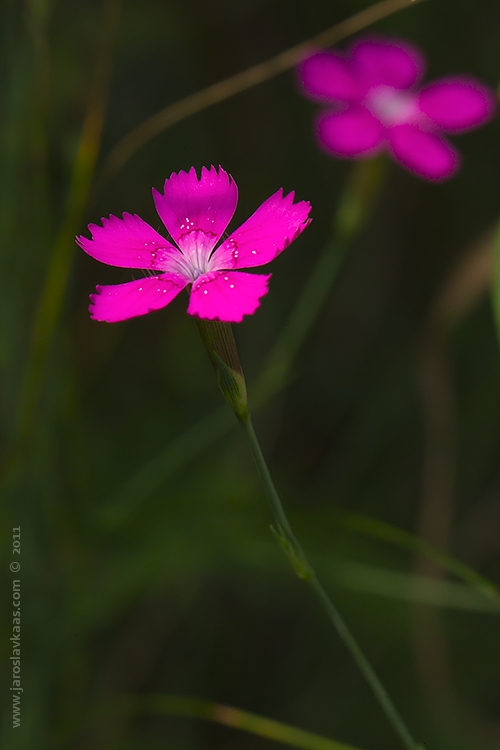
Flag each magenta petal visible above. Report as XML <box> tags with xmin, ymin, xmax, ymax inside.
<box><xmin>187</xmin><ymin>271</ymin><xmax>271</xmax><ymax>322</ymax></box>
<box><xmin>77</xmin><ymin>213</ymin><xmax>179</xmax><ymax>270</ymax></box>
<box><xmin>388</xmin><ymin>125</ymin><xmax>460</xmax><ymax>181</ymax></box>
<box><xmin>297</xmin><ymin>52</ymin><xmax>361</xmax><ymax>102</ymax></box>
<box><xmin>350</xmin><ymin>37</ymin><xmax>425</xmax><ymax>90</ymax></box>
<box><xmin>89</xmin><ymin>273</ymin><xmax>188</xmax><ymax>322</ymax></box>
<box><xmin>317</xmin><ymin>107</ymin><xmax>385</xmax><ymax>158</ymax></box>
<box><xmin>152</xmin><ymin>166</ymin><xmax>238</xmax><ymax>256</ymax></box>
<box><xmin>418</xmin><ymin>77</ymin><xmax>496</xmax><ymax>132</ymax></box>
<box><xmin>209</xmin><ymin>190</ymin><xmax>311</xmax><ymax>271</ymax></box>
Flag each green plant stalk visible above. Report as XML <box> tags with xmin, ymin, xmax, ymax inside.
<box><xmin>238</xmin><ymin>414</ymin><xmax>423</xmax><ymax>750</ymax></box>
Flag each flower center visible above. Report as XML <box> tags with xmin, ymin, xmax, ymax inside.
<box><xmin>177</xmin><ymin>229</ymin><xmax>216</xmax><ymax>281</ymax></box>
<box><xmin>365</xmin><ymin>85</ymin><xmax>419</xmax><ymax>127</ymax></box>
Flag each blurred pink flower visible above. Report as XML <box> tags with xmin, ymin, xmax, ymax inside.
<box><xmin>297</xmin><ymin>37</ymin><xmax>496</xmax><ymax>181</ymax></box>
<box><xmin>77</xmin><ymin>166</ymin><xmax>311</xmax><ymax>323</ymax></box>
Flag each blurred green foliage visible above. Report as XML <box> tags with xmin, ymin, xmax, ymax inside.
<box><xmin>1</xmin><ymin>0</ymin><xmax>500</xmax><ymax>749</ymax></box>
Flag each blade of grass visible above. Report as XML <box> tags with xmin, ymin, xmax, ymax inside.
<box><xmin>98</xmin><ymin>0</ymin><xmax>428</xmax><ymax>184</ymax></box>
<box><xmin>14</xmin><ymin>0</ymin><xmax>122</xmax><ymax>448</ymax></box>
<box><xmin>329</xmin><ymin>561</ymin><xmax>500</xmax><ymax>613</ymax></box>
<box><xmin>338</xmin><ymin>512</ymin><xmax>500</xmax><ymax>603</ymax></box>
<box><xmin>491</xmin><ymin>216</ymin><xmax>500</xmax><ymax>348</ymax></box>
<box><xmin>112</xmin><ymin>694</ymin><xmax>368</xmax><ymax>750</ymax></box>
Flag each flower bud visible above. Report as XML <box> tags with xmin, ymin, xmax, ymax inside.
<box><xmin>196</xmin><ymin>319</ymin><xmax>249</xmax><ymax>420</ymax></box>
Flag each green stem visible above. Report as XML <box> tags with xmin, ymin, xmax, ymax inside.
<box><xmin>239</xmin><ymin>414</ymin><xmax>423</xmax><ymax>750</ymax></box>
<box><xmin>254</xmin><ymin>158</ymin><xmax>384</xmax><ymax>404</ymax></box>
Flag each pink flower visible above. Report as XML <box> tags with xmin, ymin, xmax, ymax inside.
<box><xmin>297</xmin><ymin>37</ymin><xmax>496</xmax><ymax>181</ymax></box>
<box><xmin>77</xmin><ymin>166</ymin><xmax>311</xmax><ymax>323</ymax></box>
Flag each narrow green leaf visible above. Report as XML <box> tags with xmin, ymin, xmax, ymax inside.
<box><xmin>111</xmin><ymin>694</ymin><xmax>367</xmax><ymax>750</ymax></box>
<box><xmin>338</xmin><ymin>512</ymin><xmax>500</xmax><ymax>604</ymax></box>
<box><xmin>330</xmin><ymin>562</ymin><xmax>500</xmax><ymax>613</ymax></box>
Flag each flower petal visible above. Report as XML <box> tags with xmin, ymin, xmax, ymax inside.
<box><xmin>297</xmin><ymin>51</ymin><xmax>361</xmax><ymax>102</ymax></box>
<box><xmin>418</xmin><ymin>77</ymin><xmax>496</xmax><ymax>132</ymax></box>
<box><xmin>209</xmin><ymin>189</ymin><xmax>311</xmax><ymax>271</ymax></box>
<box><xmin>317</xmin><ymin>107</ymin><xmax>385</xmax><ymax>158</ymax></box>
<box><xmin>350</xmin><ymin>37</ymin><xmax>425</xmax><ymax>90</ymax></box>
<box><xmin>77</xmin><ymin>213</ymin><xmax>179</xmax><ymax>270</ymax></box>
<box><xmin>89</xmin><ymin>273</ymin><xmax>188</xmax><ymax>323</ymax></box>
<box><xmin>152</xmin><ymin>166</ymin><xmax>238</xmax><ymax>257</ymax></box>
<box><xmin>187</xmin><ymin>271</ymin><xmax>271</xmax><ymax>322</ymax></box>
<box><xmin>388</xmin><ymin>124</ymin><xmax>460</xmax><ymax>181</ymax></box>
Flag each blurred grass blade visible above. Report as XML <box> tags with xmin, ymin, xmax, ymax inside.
<box><xmin>491</xmin><ymin>216</ymin><xmax>500</xmax><ymax>347</ymax></box>
<box><xmin>118</xmin><ymin>694</ymin><xmax>366</xmax><ymax>750</ymax></box>
<box><xmin>338</xmin><ymin>512</ymin><xmax>500</xmax><ymax>603</ymax></box>
<box><xmin>98</xmin><ymin>0</ymin><xmax>427</xmax><ymax>182</ymax></box>
<box><xmin>330</xmin><ymin>562</ymin><xmax>500</xmax><ymax>613</ymax></box>
<box><xmin>97</xmin><ymin>406</ymin><xmax>233</xmax><ymax>528</ymax></box>
<box><xmin>15</xmin><ymin>0</ymin><xmax>122</xmax><ymax>444</ymax></box>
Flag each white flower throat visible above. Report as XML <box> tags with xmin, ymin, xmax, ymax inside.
<box><xmin>365</xmin><ymin>85</ymin><xmax>419</xmax><ymax>127</ymax></box>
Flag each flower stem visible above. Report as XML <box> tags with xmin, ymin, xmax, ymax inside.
<box><xmin>238</xmin><ymin>414</ymin><xmax>423</xmax><ymax>750</ymax></box>
<box><xmin>253</xmin><ymin>157</ymin><xmax>385</xmax><ymax>405</ymax></box>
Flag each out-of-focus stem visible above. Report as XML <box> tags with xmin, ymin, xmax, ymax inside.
<box><xmin>98</xmin><ymin>0</ymin><xmax>427</xmax><ymax>183</ymax></box>
<box><xmin>254</xmin><ymin>158</ymin><xmax>384</xmax><ymax>404</ymax></box>
<box><xmin>413</xmin><ymin>232</ymin><xmax>494</xmax><ymax>736</ymax></box>
<box><xmin>15</xmin><ymin>0</ymin><xmax>122</xmax><ymax>447</ymax></box>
